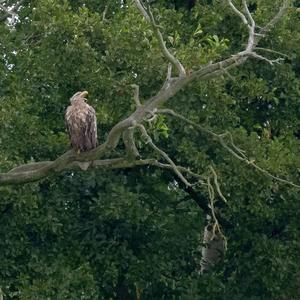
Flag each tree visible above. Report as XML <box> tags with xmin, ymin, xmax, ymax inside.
<box><xmin>0</xmin><ymin>0</ymin><xmax>299</xmax><ymax>299</ymax></box>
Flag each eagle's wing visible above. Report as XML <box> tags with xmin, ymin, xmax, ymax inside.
<box><xmin>65</xmin><ymin>105</ymin><xmax>87</xmax><ymax>151</ymax></box>
<box><xmin>86</xmin><ymin>105</ymin><xmax>98</xmax><ymax>149</ymax></box>
<box><xmin>65</xmin><ymin>106</ymin><xmax>72</xmax><ymax>142</ymax></box>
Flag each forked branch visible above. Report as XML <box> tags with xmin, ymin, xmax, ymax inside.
<box><xmin>0</xmin><ymin>1</ymin><xmax>291</xmax><ymax>185</ymax></box>
<box><xmin>133</xmin><ymin>0</ymin><xmax>186</xmax><ymax>77</ymax></box>
<box><xmin>136</xmin><ymin>124</ymin><xmax>192</xmax><ymax>187</ymax></box>
<box><xmin>157</xmin><ymin>109</ymin><xmax>300</xmax><ymax>189</ymax></box>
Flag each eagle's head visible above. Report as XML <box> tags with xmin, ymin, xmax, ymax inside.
<box><xmin>70</xmin><ymin>91</ymin><xmax>88</xmax><ymax>104</ymax></box>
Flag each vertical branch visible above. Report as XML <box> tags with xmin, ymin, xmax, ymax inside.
<box><xmin>226</xmin><ymin>0</ymin><xmax>248</xmax><ymax>25</ymax></box>
<box><xmin>200</xmin><ymin>176</ymin><xmax>227</xmax><ymax>274</ymax></box>
<box><xmin>133</xmin><ymin>0</ymin><xmax>186</xmax><ymax>77</ymax></box>
<box><xmin>122</xmin><ymin>128</ymin><xmax>140</xmax><ymax>159</ymax></box>
<box><xmin>130</xmin><ymin>84</ymin><xmax>141</xmax><ymax>107</ymax></box>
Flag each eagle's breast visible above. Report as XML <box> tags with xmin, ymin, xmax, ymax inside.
<box><xmin>65</xmin><ymin>99</ymin><xmax>97</xmax><ymax>152</ymax></box>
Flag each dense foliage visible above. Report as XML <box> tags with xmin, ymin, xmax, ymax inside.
<box><xmin>0</xmin><ymin>0</ymin><xmax>299</xmax><ymax>299</ymax></box>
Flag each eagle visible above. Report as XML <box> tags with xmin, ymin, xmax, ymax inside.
<box><xmin>65</xmin><ymin>91</ymin><xmax>98</xmax><ymax>152</ymax></box>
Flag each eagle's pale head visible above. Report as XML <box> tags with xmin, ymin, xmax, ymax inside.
<box><xmin>70</xmin><ymin>91</ymin><xmax>88</xmax><ymax>104</ymax></box>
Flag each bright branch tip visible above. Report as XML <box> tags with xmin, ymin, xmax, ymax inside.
<box><xmin>227</xmin><ymin>0</ymin><xmax>290</xmax><ymax>64</ymax></box>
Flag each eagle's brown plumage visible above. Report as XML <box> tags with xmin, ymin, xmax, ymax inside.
<box><xmin>65</xmin><ymin>91</ymin><xmax>98</xmax><ymax>152</ymax></box>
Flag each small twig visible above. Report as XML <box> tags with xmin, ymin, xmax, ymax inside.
<box><xmin>102</xmin><ymin>5</ymin><xmax>108</xmax><ymax>22</ymax></box>
<box><xmin>218</xmin><ymin>62</ymin><xmax>235</xmax><ymax>80</ymax></box>
<box><xmin>207</xmin><ymin>177</ymin><xmax>227</xmax><ymax>249</ymax></box>
<box><xmin>258</xmin><ymin>1</ymin><xmax>290</xmax><ymax>38</ymax></box>
<box><xmin>209</xmin><ymin>166</ymin><xmax>228</xmax><ymax>203</ymax></box>
<box><xmin>254</xmin><ymin>47</ymin><xmax>289</xmax><ymax>59</ymax></box>
<box><xmin>249</xmin><ymin>52</ymin><xmax>285</xmax><ymax>65</ymax></box>
<box><xmin>153</xmin><ymin>161</ymin><xmax>206</xmax><ymax>186</ymax></box>
<box><xmin>136</xmin><ymin>124</ymin><xmax>192</xmax><ymax>187</ymax></box>
<box><xmin>157</xmin><ymin>108</ymin><xmax>219</xmax><ymax>137</ymax></box>
<box><xmin>225</xmin><ymin>132</ymin><xmax>247</xmax><ymax>159</ymax></box>
<box><xmin>220</xmin><ymin>137</ymin><xmax>300</xmax><ymax>188</ymax></box>
<box><xmin>157</xmin><ymin>108</ymin><xmax>300</xmax><ymax>189</ymax></box>
<box><xmin>134</xmin><ymin>0</ymin><xmax>186</xmax><ymax>77</ymax></box>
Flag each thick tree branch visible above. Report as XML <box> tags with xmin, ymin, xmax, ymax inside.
<box><xmin>0</xmin><ymin>157</ymin><xmax>206</xmax><ymax>185</ymax></box>
<box><xmin>122</xmin><ymin>128</ymin><xmax>140</xmax><ymax>159</ymax></box>
<box><xmin>130</xmin><ymin>84</ymin><xmax>141</xmax><ymax>107</ymax></box>
<box><xmin>0</xmin><ymin>1</ymin><xmax>289</xmax><ymax>185</ymax></box>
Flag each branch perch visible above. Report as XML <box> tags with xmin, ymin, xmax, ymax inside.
<box><xmin>0</xmin><ymin>1</ymin><xmax>290</xmax><ymax>185</ymax></box>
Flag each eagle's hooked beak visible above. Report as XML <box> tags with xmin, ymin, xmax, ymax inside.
<box><xmin>80</xmin><ymin>91</ymin><xmax>88</xmax><ymax>99</ymax></box>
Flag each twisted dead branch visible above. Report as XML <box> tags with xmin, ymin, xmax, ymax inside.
<box><xmin>0</xmin><ymin>0</ymin><xmax>292</xmax><ymax>185</ymax></box>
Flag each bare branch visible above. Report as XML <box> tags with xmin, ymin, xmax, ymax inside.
<box><xmin>200</xmin><ymin>175</ymin><xmax>227</xmax><ymax>274</ymax></box>
<box><xmin>209</xmin><ymin>166</ymin><xmax>228</xmax><ymax>203</ymax></box>
<box><xmin>102</xmin><ymin>5</ymin><xmax>108</xmax><ymax>22</ymax></box>
<box><xmin>224</xmin><ymin>0</ymin><xmax>290</xmax><ymax>63</ymax></box>
<box><xmin>130</xmin><ymin>84</ymin><xmax>141</xmax><ymax>107</ymax></box>
<box><xmin>122</xmin><ymin>128</ymin><xmax>140</xmax><ymax>159</ymax></box>
<box><xmin>0</xmin><ymin>156</ymin><xmax>206</xmax><ymax>185</ymax></box>
<box><xmin>134</xmin><ymin>0</ymin><xmax>186</xmax><ymax>77</ymax></box>
<box><xmin>8</xmin><ymin>161</ymin><xmax>52</xmax><ymax>173</ymax></box>
<box><xmin>207</xmin><ymin>177</ymin><xmax>227</xmax><ymax>247</ymax></box>
<box><xmin>166</xmin><ymin>63</ymin><xmax>172</xmax><ymax>81</ymax></box>
<box><xmin>242</xmin><ymin>0</ymin><xmax>255</xmax><ymax>28</ymax></box>
<box><xmin>258</xmin><ymin>0</ymin><xmax>291</xmax><ymax>38</ymax></box>
<box><xmin>249</xmin><ymin>52</ymin><xmax>285</xmax><ymax>65</ymax></box>
<box><xmin>153</xmin><ymin>161</ymin><xmax>206</xmax><ymax>186</ymax></box>
<box><xmin>136</xmin><ymin>124</ymin><xmax>192</xmax><ymax>187</ymax></box>
<box><xmin>226</xmin><ymin>0</ymin><xmax>248</xmax><ymax>25</ymax></box>
<box><xmin>158</xmin><ymin>109</ymin><xmax>300</xmax><ymax>189</ymax></box>
<box><xmin>133</xmin><ymin>0</ymin><xmax>150</xmax><ymax>21</ymax></box>
<box><xmin>254</xmin><ymin>47</ymin><xmax>290</xmax><ymax>59</ymax></box>
<box><xmin>161</xmin><ymin>63</ymin><xmax>174</xmax><ymax>90</ymax></box>
<box><xmin>0</xmin><ymin>2</ymin><xmax>290</xmax><ymax>185</ymax></box>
